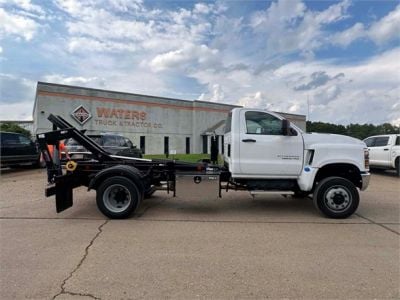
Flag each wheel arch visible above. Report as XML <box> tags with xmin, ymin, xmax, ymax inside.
<box><xmin>89</xmin><ymin>165</ymin><xmax>145</xmax><ymax>196</ymax></box>
<box><xmin>394</xmin><ymin>155</ymin><xmax>399</xmax><ymax>167</ymax></box>
<box><xmin>314</xmin><ymin>163</ymin><xmax>362</xmax><ymax>190</ymax></box>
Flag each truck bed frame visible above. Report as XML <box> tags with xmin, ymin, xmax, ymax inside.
<box><xmin>37</xmin><ymin>114</ymin><xmax>224</xmax><ymax>215</ymax></box>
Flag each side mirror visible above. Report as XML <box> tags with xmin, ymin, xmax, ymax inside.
<box><xmin>282</xmin><ymin>119</ymin><xmax>291</xmax><ymax>136</ymax></box>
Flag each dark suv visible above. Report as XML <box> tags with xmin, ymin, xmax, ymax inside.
<box><xmin>65</xmin><ymin>133</ymin><xmax>142</xmax><ymax>160</ymax></box>
<box><xmin>0</xmin><ymin>132</ymin><xmax>41</xmax><ymax>168</ymax></box>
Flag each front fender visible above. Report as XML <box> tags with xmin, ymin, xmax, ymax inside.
<box><xmin>310</xmin><ymin>144</ymin><xmax>366</xmax><ymax>172</ymax></box>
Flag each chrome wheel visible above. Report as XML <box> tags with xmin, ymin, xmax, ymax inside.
<box><xmin>103</xmin><ymin>184</ymin><xmax>131</xmax><ymax>213</ymax></box>
<box><xmin>324</xmin><ymin>186</ymin><xmax>352</xmax><ymax>212</ymax></box>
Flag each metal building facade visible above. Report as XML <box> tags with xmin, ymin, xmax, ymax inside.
<box><xmin>33</xmin><ymin>82</ymin><xmax>240</xmax><ymax>155</ymax></box>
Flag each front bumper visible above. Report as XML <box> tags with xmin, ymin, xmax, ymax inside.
<box><xmin>360</xmin><ymin>172</ymin><xmax>370</xmax><ymax>191</ymax></box>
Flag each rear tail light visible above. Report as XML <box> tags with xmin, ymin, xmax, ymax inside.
<box><xmin>364</xmin><ymin>149</ymin><xmax>369</xmax><ymax>170</ymax></box>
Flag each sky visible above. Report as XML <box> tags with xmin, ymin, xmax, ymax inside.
<box><xmin>0</xmin><ymin>0</ymin><xmax>399</xmax><ymax>125</ymax></box>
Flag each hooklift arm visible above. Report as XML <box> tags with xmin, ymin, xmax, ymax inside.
<box><xmin>36</xmin><ymin>114</ymin><xmax>117</xmax><ymax>212</ymax></box>
<box><xmin>40</xmin><ymin>114</ymin><xmax>115</xmax><ymax>162</ymax></box>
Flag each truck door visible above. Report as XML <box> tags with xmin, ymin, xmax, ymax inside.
<box><xmin>368</xmin><ymin>136</ymin><xmax>391</xmax><ymax>167</ymax></box>
<box><xmin>239</xmin><ymin>110</ymin><xmax>303</xmax><ymax>176</ymax></box>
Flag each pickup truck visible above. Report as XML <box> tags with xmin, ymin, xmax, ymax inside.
<box><xmin>363</xmin><ymin>134</ymin><xmax>400</xmax><ymax>176</ymax></box>
<box><xmin>37</xmin><ymin>109</ymin><xmax>370</xmax><ymax>220</ymax></box>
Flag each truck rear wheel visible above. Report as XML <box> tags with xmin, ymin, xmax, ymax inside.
<box><xmin>313</xmin><ymin>177</ymin><xmax>359</xmax><ymax>219</ymax></box>
<box><xmin>96</xmin><ymin>176</ymin><xmax>141</xmax><ymax>219</ymax></box>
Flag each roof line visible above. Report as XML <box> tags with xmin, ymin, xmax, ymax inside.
<box><xmin>37</xmin><ymin>81</ymin><xmax>241</xmax><ymax>108</ymax></box>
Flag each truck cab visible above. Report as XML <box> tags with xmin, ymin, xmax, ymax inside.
<box><xmin>224</xmin><ymin>108</ymin><xmax>370</xmax><ymax>218</ymax></box>
<box><xmin>224</xmin><ymin>109</ymin><xmax>304</xmax><ymax>177</ymax></box>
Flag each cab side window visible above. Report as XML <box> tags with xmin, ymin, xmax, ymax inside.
<box><xmin>364</xmin><ymin>137</ymin><xmax>375</xmax><ymax>147</ymax></box>
<box><xmin>396</xmin><ymin>136</ymin><xmax>400</xmax><ymax>146</ymax></box>
<box><xmin>245</xmin><ymin>111</ymin><xmax>283</xmax><ymax>135</ymax></box>
<box><xmin>374</xmin><ymin>137</ymin><xmax>389</xmax><ymax>147</ymax></box>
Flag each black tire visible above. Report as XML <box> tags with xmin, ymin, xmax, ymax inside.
<box><xmin>96</xmin><ymin>176</ymin><xmax>141</xmax><ymax>219</ymax></box>
<box><xmin>395</xmin><ymin>158</ymin><xmax>400</xmax><ymax>177</ymax></box>
<box><xmin>313</xmin><ymin>176</ymin><xmax>359</xmax><ymax>219</ymax></box>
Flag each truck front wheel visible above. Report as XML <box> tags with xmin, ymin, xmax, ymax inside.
<box><xmin>395</xmin><ymin>158</ymin><xmax>400</xmax><ymax>177</ymax></box>
<box><xmin>96</xmin><ymin>176</ymin><xmax>141</xmax><ymax>219</ymax></box>
<box><xmin>313</xmin><ymin>177</ymin><xmax>359</xmax><ymax>219</ymax></box>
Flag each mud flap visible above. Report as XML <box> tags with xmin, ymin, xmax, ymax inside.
<box><xmin>55</xmin><ymin>181</ymin><xmax>73</xmax><ymax>213</ymax></box>
<box><xmin>45</xmin><ymin>174</ymin><xmax>82</xmax><ymax>213</ymax></box>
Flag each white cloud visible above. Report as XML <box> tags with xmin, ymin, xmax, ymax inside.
<box><xmin>0</xmin><ymin>101</ymin><xmax>34</xmax><ymax>120</ymax></box>
<box><xmin>0</xmin><ymin>0</ymin><xmax>45</xmax><ymax>15</ymax></box>
<box><xmin>53</xmin><ymin>0</ymin><xmax>89</xmax><ymax>18</ymax></box>
<box><xmin>54</xmin><ymin>0</ymin><xmax>221</xmax><ymax>58</ymax></box>
<box><xmin>194</xmin><ymin>48</ymin><xmax>400</xmax><ymax>125</ymax></box>
<box><xmin>330</xmin><ymin>4</ymin><xmax>400</xmax><ymax>47</ymax></box>
<box><xmin>315</xmin><ymin>0</ymin><xmax>350</xmax><ymax>24</ymax></box>
<box><xmin>66</xmin><ymin>18</ymin><xmax>153</xmax><ymax>42</ymax></box>
<box><xmin>150</xmin><ymin>44</ymin><xmax>218</xmax><ymax>72</ymax></box>
<box><xmin>67</xmin><ymin>37</ymin><xmax>137</xmax><ymax>53</ymax></box>
<box><xmin>107</xmin><ymin>0</ymin><xmax>143</xmax><ymax>13</ymax></box>
<box><xmin>0</xmin><ymin>74</ymin><xmax>36</xmax><ymax>119</ymax></box>
<box><xmin>193</xmin><ymin>3</ymin><xmax>212</xmax><ymax>15</ymax></box>
<box><xmin>0</xmin><ymin>7</ymin><xmax>38</xmax><ymax>40</ymax></box>
<box><xmin>368</xmin><ymin>4</ymin><xmax>400</xmax><ymax>44</ymax></box>
<box><xmin>331</xmin><ymin>23</ymin><xmax>365</xmax><ymax>47</ymax></box>
<box><xmin>250</xmin><ymin>0</ymin><xmax>351</xmax><ymax>58</ymax></box>
<box><xmin>42</xmin><ymin>75</ymin><xmax>106</xmax><ymax>87</ymax></box>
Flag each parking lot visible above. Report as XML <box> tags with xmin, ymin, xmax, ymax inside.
<box><xmin>0</xmin><ymin>168</ymin><xmax>399</xmax><ymax>299</ymax></box>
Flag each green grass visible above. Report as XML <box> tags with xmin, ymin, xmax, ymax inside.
<box><xmin>144</xmin><ymin>153</ymin><xmax>223</xmax><ymax>164</ymax></box>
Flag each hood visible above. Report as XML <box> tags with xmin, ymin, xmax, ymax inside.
<box><xmin>303</xmin><ymin>133</ymin><xmax>366</xmax><ymax>149</ymax></box>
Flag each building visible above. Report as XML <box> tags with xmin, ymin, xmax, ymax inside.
<box><xmin>33</xmin><ymin>82</ymin><xmax>306</xmax><ymax>155</ymax></box>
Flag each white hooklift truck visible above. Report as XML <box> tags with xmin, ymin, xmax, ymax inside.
<box><xmin>38</xmin><ymin>109</ymin><xmax>370</xmax><ymax>219</ymax></box>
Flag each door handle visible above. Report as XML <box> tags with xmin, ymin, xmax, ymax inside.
<box><xmin>383</xmin><ymin>148</ymin><xmax>389</xmax><ymax>151</ymax></box>
<box><xmin>242</xmin><ymin>139</ymin><xmax>256</xmax><ymax>143</ymax></box>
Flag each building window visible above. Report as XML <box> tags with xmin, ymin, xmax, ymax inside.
<box><xmin>186</xmin><ymin>137</ymin><xmax>190</xmax><ymax>154</ymax></box>
<box><xmin>202</xmin><ymin>135</ymin><xmax>208</xmax><ymax>154</ymax></box>
<box><xmin>164</xmin><ymin>136</ymin><xmax>169</xmax><ymax>155</ymax></box>
<box><xmin>140</xmin><ymin>136</ymin><xmax>145</xmax><ymax>154</ymax></box>
<box><xmin>221</xmin><ymin>135</ymin><xmax>224</xmax><ymax>154</ymax></box>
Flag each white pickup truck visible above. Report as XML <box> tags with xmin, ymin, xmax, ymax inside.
<box><xmin>224</xmin><ymin>108</ymin><xmax>370</xmax><ymax>218</ymax></box>
<box><xmin>364</xmin><ymin>134</ymin><xmax>400</xmax><ymax>176</ymax></box>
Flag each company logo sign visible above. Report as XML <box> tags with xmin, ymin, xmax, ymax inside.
<box><xmin>71</xmin><ymin>105</ymin><xmax>92</xmax><ymax>125</ymax></box>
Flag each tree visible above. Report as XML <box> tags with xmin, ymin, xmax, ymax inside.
<box><xmin>307</xmin><ymin>121</ymin><xmax>400</xmax><ymax>140</ymax></box>
<box><xmin>0</xmin><ymin>122</ymin><xmax>31</xmax><ymax>137</ymax></box>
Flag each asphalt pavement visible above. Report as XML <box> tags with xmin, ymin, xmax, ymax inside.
<box><xmin>0</xmin><ymin>168</ymin><xmax>399</xmax><ymax>299</ymax></box>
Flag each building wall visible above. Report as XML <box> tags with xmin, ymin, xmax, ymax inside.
<box><xmin>33</xmin><ymin>82</ymin><xmax>238</xmax><ymax>154</ymax></box>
